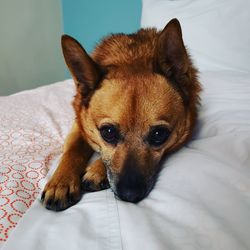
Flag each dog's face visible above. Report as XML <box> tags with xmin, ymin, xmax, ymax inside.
<box><xmin>82</xmin><ymin>73</ymin><xmax>186</xmax><ymax>202</ymax></box>
<box><xmin>62</xmin><ymin>19</ymin><xmax>201</xmax><ymax>202</ymax></box>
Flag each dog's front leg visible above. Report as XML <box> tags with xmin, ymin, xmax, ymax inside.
<box><xmin>41</xmin><ymin>122</ymin><xmax>94</xmax><ymax>211</ymax></box>
<box><xmin>82</xmin><ymin>158</ymin><xmax>110</xmax><ymax>192</ymax></box>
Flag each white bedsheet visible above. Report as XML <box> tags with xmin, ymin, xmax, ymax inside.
<box><xmin>2</xmin><ymin>70</ymin><xmax>250</xmax><ymax>250</ymax></box>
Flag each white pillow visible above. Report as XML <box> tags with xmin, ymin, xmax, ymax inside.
<box><xmin>141</xmin><ymin>0</ymin><xmax>250</xmax><ymax>73</ymax></box>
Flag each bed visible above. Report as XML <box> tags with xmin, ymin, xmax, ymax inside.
<box><xmin>1</xmin><ymin>0</ymin><xmax>250</xmax><ymax>249</ymax></box>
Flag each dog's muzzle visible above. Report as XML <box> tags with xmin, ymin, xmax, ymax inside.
<box><xmin>106</xmin><ymin>165</ymin><xmax>154</xmax><ymax>203</ymax></box>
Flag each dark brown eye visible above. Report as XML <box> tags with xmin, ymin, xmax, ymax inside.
<box><xmin>147</xmin><ymin>126</ymin><xmax>170</xmax><ymax>147</ymax></box>
<box><xmin>100</xmin><ymin>125</ymin><xmax>120</xmax><ymax>145</ymax></box>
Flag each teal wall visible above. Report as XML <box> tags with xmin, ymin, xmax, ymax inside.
<box><xmin>0</xmin><ymin>0</ymin><xmax>65</xmax><ymax>95</ymax></box>
<box><xmin>61</xmin><ymin>0</ymin><xmax>142</xmax><ymax>53</ymax></box>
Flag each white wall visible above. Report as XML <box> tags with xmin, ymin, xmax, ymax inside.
<box><xmin>0</xmin><ymin>0</ymin><xmax>66</xmax><ymax>95</ymax></box>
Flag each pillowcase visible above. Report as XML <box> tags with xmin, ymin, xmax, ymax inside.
<box><xmin>141</xmin><ymin>0</ymin><xmax>250</xmax><ymax>73</ymax></box>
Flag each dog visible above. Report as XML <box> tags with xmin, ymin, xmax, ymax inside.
<box><xmin>41</xmin><ymin>18</ymin><xmax>201</xmax><ymax>211</ymax></box>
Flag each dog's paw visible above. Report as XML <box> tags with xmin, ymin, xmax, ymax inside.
<box><xmin>82</xmin><ymin>159</ymin><xmax>110</xmax><ymax>192</ymax></box>
<box><xmin>82</xmin><ymin>177</ymin><xmax>110</xmax><ymax>192</ymax></box>
<box><xmin>41</xmin><ymin>176</ymin><xmax>81</xmax><ymax>211</ymax></box>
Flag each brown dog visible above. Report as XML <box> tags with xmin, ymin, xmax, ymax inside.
<box><xmin>41</xmin><ymin>19</ymin><xmax>201</xmax><ymax>211</ymax></box>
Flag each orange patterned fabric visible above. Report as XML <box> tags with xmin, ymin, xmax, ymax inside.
<box><xmin>0</xmin><ymin>80</ymin><xmax>74</xmax><ymax>242</ymax></box>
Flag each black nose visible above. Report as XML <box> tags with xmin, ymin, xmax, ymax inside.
<box><xmin>115</xmin><ymin>168</ymin><xmax>148</xmax><ymax>203</ymax></box>
<box><xmin>116</xmin><ymin>185</ymin><xmax>146</xmax><ymax>203</ymax></box>
<box><xmin>115</xmin><ymin>152</ymin><xmax>152</xmax><ymax>203</ymax></box>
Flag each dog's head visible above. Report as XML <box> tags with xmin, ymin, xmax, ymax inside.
<box><xmin>62</xmin><ymin>19</ymin><xmax>201</xmax><ymax>203</ymax></box>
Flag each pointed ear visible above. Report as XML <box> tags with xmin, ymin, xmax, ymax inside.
<box><xmin>61</xmin><ymin>35</ymin><xmax>103</xmax><ymax>100</ymax></box>
<box><xmin>155</xmin><ymin>19</ymin><xmax>189</xmax><ymax>76</ymax></box>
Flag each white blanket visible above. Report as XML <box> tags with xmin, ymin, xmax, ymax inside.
<box><xmin>2</xmin><ymin>71</ymin><xmax>250</xmax><ymax>250</ymax></box>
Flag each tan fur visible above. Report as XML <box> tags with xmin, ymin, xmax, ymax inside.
<box><xmin>42</xmin><ymin>122</ymin><xmax>93</xmax><ymax>210</ymax></box>
<box><xmin>82</xmin><ymin>159</ymin><xmax>107</xmax><ymax>188</ymax></box>
<box><xmin>42</xmin><ymin>19</ymin><xmax>201</xmax><ymax>210</ymax></box>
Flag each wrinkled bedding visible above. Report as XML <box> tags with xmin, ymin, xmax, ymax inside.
<box><xmin>1</xmin><ymin>71</ymin><xmax>250</xmax><ymax>250</ymax></box>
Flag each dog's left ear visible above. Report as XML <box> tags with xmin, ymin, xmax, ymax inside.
<box><xmin>61</xmin><ymin>35</ymin><xmax>103</xmax><ymax>103</ymax></box>
<box><xmin>155</xmin><ymin>18</ymin><xmax>189</xmax><ymax>77</ymax></box>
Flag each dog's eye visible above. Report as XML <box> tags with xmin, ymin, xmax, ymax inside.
<box><xmin>100</xmin><ymin>125</ymin><xmax>120</xmax><ymax>145</ymax></box>
<box><xmin>147</xmin><ymin>126</ymin><xmax>170</xmax><ymax>147</ymax></box>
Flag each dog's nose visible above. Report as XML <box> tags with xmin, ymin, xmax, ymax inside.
<box><xmin>114</xmin><ymin>152</ymin><xmax>152</xmax><ymax>203</ymax></box>
<box><xmin>116</xmin><ymin>186</ymin><xmax>146</xmax><ymax>203</ymax></box>
<box><xmin>115</xmin><ymin>173</ymin><xmax>148</xmax><ymax>203</ymax></box>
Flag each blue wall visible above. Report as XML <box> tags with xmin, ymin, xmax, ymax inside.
<box><xmin>61</xmin><ymin>0</ymin><xmax>142</xmax><ymax>54</ymax></box>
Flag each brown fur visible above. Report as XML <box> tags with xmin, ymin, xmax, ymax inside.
<box><xmin>42</xmin><ymin>19</ymin><xmax>201</xmax><ymax>210</ymax></box>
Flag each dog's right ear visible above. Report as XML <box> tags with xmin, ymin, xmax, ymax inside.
<box><xmin>61</xmin><ymin>35</ymin><xmax>103</xmax><ymax>102</ymax></box>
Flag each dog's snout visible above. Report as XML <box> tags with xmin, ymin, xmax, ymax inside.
<box><xmin>116</xmin><ymin>185</ymin><xmax>146</xmax><ymax>203</ymax></box>
<box><xmin>114</xmin><ymin>152</ymin><xmax>149</xmax><ymax>203</ymax></box>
